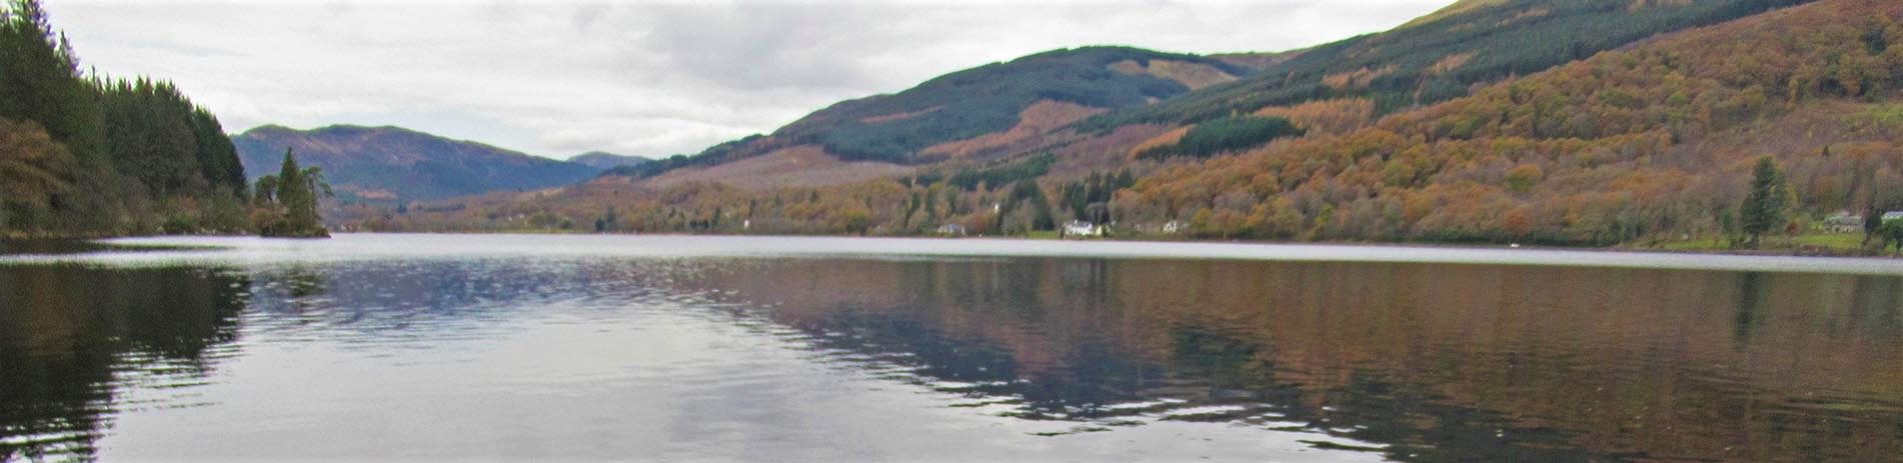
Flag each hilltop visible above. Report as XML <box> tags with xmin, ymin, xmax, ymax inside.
<box><xmin>568</xmin><ymin>151</ymin><xmax>649</xmax><ymax>170</ymax></box>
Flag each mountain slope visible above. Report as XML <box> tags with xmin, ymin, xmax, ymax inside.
<box><xmin>608</xmin><ymin>1</ymin><xmax>1806</xmax><ymax>190</ymax></box>
<box><xmin>568</xmin><ymin>151</ymin><xmax>649</xmax><ymax>170</ymax></box>
<box><xmin>609</xmin><ymin>46</ymin><xmax>1253</xmax><ymax>181</ymax></box>
<box><xmin>1079</xmin><ymin>0</ymin><xmax>1811</xmax><ymax>132</ymax></box>
<box><xmin>1112</xmin><ymin>0</ymin><xmax>1900</xmax><ymax>245</ymax></box>
<box><xmin>233</xmin><ymin>125</ymin><xmax>597</xmax><ymax>201</ymax></box>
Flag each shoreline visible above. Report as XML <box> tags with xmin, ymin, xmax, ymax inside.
<box><xmin>46</xmin><ymin>233</ymin><xmax>1903</xmax><ymax>278</ymax></box>
<box><xmin>224</xmin><ymin>229</ymin><xmax>1897</xmax><ymax>260</ymax></box>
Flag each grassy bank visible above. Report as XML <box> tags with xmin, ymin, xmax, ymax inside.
<box><xmin>1641</xmin><ymin>232</ymin><xmax>1885</xmax><ymax>256</ymax></box>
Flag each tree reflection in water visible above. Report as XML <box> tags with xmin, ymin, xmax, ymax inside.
<box><xmin>1</xmin><ymin>256</ymin><xmax>1899</xmax><ymax>462</ymax></box>
<box><xmin>688</xmin><ymin>258</ymin><xmax>1903</xmax><ymax>462</ymax></box>
<box><xmin>0</xmin><ymin>265</ymin><xmax>249</xmax><ymax>461</ymax></box>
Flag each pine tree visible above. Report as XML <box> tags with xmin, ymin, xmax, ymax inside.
<box><xmin>0</xmin><ymin>0</ymin><xmax>103</xmax><ymax>160</ymax></box>
<box><xmin>1739</xmin><ymin>156</ymin><xmax>1789</xmax><ymax>248</ymax></box>
<box><xmin>255</xmin><ymin>148</ymin><xmax>327</xmax><ymax>237</ymax></box>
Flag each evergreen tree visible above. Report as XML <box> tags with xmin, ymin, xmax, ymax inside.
<box><xmin>191</xmin><ymin>108</ymin><xmax>245</xmax><ymax>197</ymax></box>
<box><xmin>252</xmin><ymin>175</ymin><xmax>278</xmax><ymax>205</ymax></box>
<box><xmin>279</xmin><ymin>149</ymin><xmax>316</xmax><ymax>234</ymax></box>
<box><xmin>254</xmin><ymin>148</ymin><xmax>327</xmax><ymax>237</ymax></box>
<box><xmin>0</xmin><ymin>0</ymin><xmax>116</xmax><ymax>234</ymax></box>
<box><xmin>1864</xmin><ymin>201</ymin><xmax>1884</xmax><ymax>245</ymax></box>
<box><xmin>1739</xmin><ymin>156</ymin><xmax>1789</xmax><ymax>248</ymax></box>
<box><xmin>0</xmin><ymin>0</ymin><xmax>102</xmax><ymax>160</ymax></box>
<box><xmin>998</xmin><ymin>180</ymin><xmax>1055</xmax><ymax>232</ymax></box>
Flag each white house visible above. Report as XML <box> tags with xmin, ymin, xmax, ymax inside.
<box><xmin>1823</xmin><ymin>211</ymin><xmax>1863</xmax><ymax>233</ymax></box>
<box><xmin>1063</xmin><ymin>220</ymin><xmax>1102</xmax><ymax>238</ymax></box>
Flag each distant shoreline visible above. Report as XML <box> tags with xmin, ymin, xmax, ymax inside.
<box><xmin>325</xmin><ymin>229</ymin><xmax>1901</xmax><ymax>259</ymax></box>
<box><xmin>34</xmin><ymin>231</ymin><xmax>1894</xmax><ymax>264</ymax></box>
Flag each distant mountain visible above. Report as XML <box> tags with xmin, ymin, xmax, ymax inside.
<box><xmin>232</xmin><ymin>125</ymin><xmax>597</xmax><ymax>201</ymax></box>
<box><xmin>568</xmin><ymin>151</ymin><xmax>650</xmax><ymax>170</ymax></box>
<box><xmin>609</xmin><ymin>46</ymin><xmax>1255</xmax><ymax>181</ymax></box>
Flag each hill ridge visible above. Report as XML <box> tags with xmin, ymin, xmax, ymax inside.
<box><xmin>232</xmin><ymin>125</ymin><xmax>600</xmax><ymax>201</ymax></box>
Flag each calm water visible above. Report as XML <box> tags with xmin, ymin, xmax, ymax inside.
<box><xmin>2</xmin><ymin>234</ymin><xmax>1901</xmax><ymax>462</ymax></box>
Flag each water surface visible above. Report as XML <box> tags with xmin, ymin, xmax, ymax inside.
<box><xmin>2</xmin><ymin>234</ymin><xmax>1900</xmax><ymax>462</ymax></box>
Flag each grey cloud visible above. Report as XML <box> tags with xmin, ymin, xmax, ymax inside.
<box><xmin>625</xmin><ymin>3</ymin><xmax>898</xmax><ymax>92</ymax></box>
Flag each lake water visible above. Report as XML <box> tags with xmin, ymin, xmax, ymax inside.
<box><xmin>2</xmin><ymin>234</ymin><xmax>1901</xmax><ymax>462</ymax></box>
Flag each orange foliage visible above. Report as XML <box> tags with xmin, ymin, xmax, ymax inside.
<box><xmin>643</xmin><ymin>145</ymin><xmax>913</xmax><ymax>191</ymax></box>
<box><xmin>1252</xmin><ymin>99</ymin><xmax>1377</xmax><ymax>135</ymax></box>
<box><xmin>1320</xmin><ymin>66</ymin><xmax>1394</xmax><ymax>90</ymax></box>
<box><xmin>1108</xmin><ymin>59</ymin><xmax>1238</xmax><ymax>90</ymax></box>
<box><xmin>923</xmin><ymin>100</ymin><xmax>1105</xmax><ymax>158</ymax></box>
<box><xmin>1126</xmin><ymin>126</ymin><xmax>1190</xmax><ymax>158</ymax></box>
<box><xmin>1112</xmin><ymin>0</ymin><xmax>1903</xmax><ymax>246</ymax></box>
<box><xmin>1426</xmin><ymin>52</ymin><xmax>1476</xmax><ymax>76</ymax></box>
<box><xmin>858</xmin><ymin>106</ymin><xmax>941</xmax><ymax>124</ymax></box>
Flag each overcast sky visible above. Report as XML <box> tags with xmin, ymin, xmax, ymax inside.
<box><xmin>45</xmin><ymin>0</ymin><xmax>1450</xmax><ymax>160</ymax></box>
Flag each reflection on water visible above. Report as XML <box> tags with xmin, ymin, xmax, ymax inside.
<box><xmin>1</xmin><ymin>237</ymin><xmax>1900</xmax><ymax>462</ymax></box>
<box><xmin>0</xmin><ymin>265</ymin><xmax>245</xmax><ymax>461</ymax></box>
<box><xmin>696</xmin><ymin>258</ymin><xmax>1903</xmax><ymax>462</ymax></box>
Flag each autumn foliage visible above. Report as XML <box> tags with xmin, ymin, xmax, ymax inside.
<box><xmin>1112</xmin><ymin>0</ymin><xmax>1903</xmax><ymax>245</ymax></box>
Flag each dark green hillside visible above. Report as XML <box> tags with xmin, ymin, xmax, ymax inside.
<box><xmin>1135</xmin><ymin>115</ymin><xmax>1304</xmax><ymax>160</ymax></box>
<box><xmin>609</xmin><ymin>46</ymin><xmax>1252</xmax><ymax>180</ymax></box>
<box><xmin>784</xmin><ymin>46</ymin><xmax>1251</xmax><ymax>163</ymax></box>
<box><xmin>603</xmin><ymin>134</ymin><xmax>763</xmax><ymax>179</ymax></box>
<box><xmin>100</xmin><ymin>78</ymin><xmax>247</xmax><ymax>199</ymax></box>
<box><xmin>1079</xmin><ymin>0</ymin><xmax>1813</xmax><ymax>131</ymax></box>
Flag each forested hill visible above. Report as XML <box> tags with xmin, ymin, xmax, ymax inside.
<box><xmin>609</xmin><ymin>46</ymin><xmax>1253</xmax><ymax>179</ymax></box>
<box><xmin>375</xmin><ymin>0</ymin><xmax>1885</xmax><ymax>251</ymax></box>
<box><xmin>1</xmin><ymin>0</ymin><xmax>249</xmax><ymax>236</ymax></box>
<box><xmin>1114</xmin><ymin>0</ymin><xmax>1903</xmax><ymax>245</ymax></box>
<box><xmin>232</xmin><ymin>125</ymin><xmax>599</xmax><ymax>202</ymax></box>
<box><xmin>586</xmin><ymin>0</ymin><xmax>1810</xmax><ymax>191</ymax></box>
<box><xmin>1077</xmin><ymin>0</ymin><xmax>1813</xmax><ymax>132</ymax></box>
